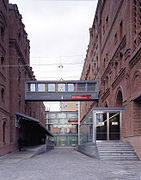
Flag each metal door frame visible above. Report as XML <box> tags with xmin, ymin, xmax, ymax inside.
<box><xmin>90</xmin><ymin>107</ymin><xmax>124</xmax><ymax>143</ymax></box>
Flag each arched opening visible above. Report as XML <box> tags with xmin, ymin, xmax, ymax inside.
<box><xmin>116</xmin><ymin>91</ymin><xmax>123</xmax><ymax>107</ymax></box>
<box><xmin>2</xmin><ymin>121</ymin><xmax>6</xmax><ymax>143</ymax></box>
<box><xmin>104</xmin><ymin>102</ymin><xmax>108</xmax><ymax>107</ymax></box>
<box><xmin>1</xmin><ymin>88</ymin><xmax>5</xmax><ymax>102</ymax></box>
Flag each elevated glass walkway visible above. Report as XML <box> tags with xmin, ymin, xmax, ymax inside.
<box><xmin>25</xmin><ymin>80</ymin><xmax>98</xmax><ymax>101</ymax></box>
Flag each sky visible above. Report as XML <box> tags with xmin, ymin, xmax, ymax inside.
<box><xmin>9</xmin><ymin>0</ymin><xmax>98</xmax><ymax>110</ymax></box>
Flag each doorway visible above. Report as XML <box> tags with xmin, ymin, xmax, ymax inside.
<box><xmin>95</xmin><ymin>111</ymin><xmax>121</xmax><ymax>141</ymax></box>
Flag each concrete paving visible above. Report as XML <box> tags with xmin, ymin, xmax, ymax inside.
<box><xmin>0</xmin><ymin>148</ymin><xmax>141</xmax><ymax>180</ymax></box>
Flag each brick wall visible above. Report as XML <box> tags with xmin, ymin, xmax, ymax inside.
<box><xmin>80</xmin><ymin>0</ymin><xmax>141</xmax><ymax>138</ymax></box>
<box><xmin>0</xmin><ymin>2</ymin><xmax>46</xmax><ymax>156</ymax></box>
<box><xmin>0</xmin><ymin>0</ymin><xmax>10</xmax><ymax>156</ymax></box>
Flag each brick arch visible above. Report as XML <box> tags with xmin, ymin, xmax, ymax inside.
<box><xmin>115</xmin><ymin>87</ymin><xmax>124</xmax><ymax>107</ymax></box>
<box><xmin>131</xmin><ymin>69</ymin><xmax>141</xmax><ymax>95</ymax></box>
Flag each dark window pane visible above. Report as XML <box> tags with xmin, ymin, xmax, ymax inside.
<box><xmin>87</xmin><ymin>83</ymin><xmax>95</xmax><ymax>92</ymax></box>
<box><xmin>77</xmin><ymin>83</ymin><xmax>85</xmax><ymax>92</ymax></box>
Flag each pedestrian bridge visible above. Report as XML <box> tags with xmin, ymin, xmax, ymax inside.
<box><xmin>25</xmin><ymin>80</ymin><xmax>98</xmax><ymax>101</ymax></box>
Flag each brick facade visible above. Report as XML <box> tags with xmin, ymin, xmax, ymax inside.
<box><xmin>0</xmin><ymin>2</ymin><xmax>46</xmax><ymax>156</ymax></box>
<box><xmin>80</xmin><ymin>0</ymin><xmax>141</xmax><ymax>148</ymax></box>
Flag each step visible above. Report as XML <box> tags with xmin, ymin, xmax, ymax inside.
<box><xmin>100</xmin><ymin>158</ymin><xmax>139</xmax><ymax>161</ymax></box>
<box><xmin>98</xmin><ymin>152</ymin><xmax>137</xmax><ymax>156</ymax></box>
<box><xmin>99</xmin><ymin>154</ymin><xmax>138</xmax><ymax>157</ymax></box>
<box><xmin>96</xmin><ymin>141</ymin><xmax>139</xmax><ymax>161</ymax></box>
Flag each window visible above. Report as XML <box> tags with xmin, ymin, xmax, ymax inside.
<box><xmin>68</xmin><ymin>113</ymin><xmax>78</xmax><ymax>120</ymax></box>
<box><xmin>106</xmin><ymin>16</ymin><xmax>108</xmax><ymax>25</ymax></box>
<box><xmin>1</xmin><ymin>27</ymin><xmax>4</xmax><ymax>40</ymax></box>
<box><xmin>18</xmin><ymin>32</ymin><xmax>21</xmax><ymax>41</ymax></box>
<box><xmin>57</xmin><ymin>112</ymin><xmax>66</xmax><ymax>118</ymax></box>
<box><xmin>1</xmin><ymin>56</ymin><xmax>4</xmax><ymax>65</ymax></box>
<box><xmin>18</xmin><ymin>100</ymin><xmax>21</xmax><ymax>112</ymax></box>
<box><xmin>38</xmin><ymin>84</ymin><xmax>45</xmax><ymax>92</ymax></box>
<box><xmin>1</xmin><ymin>88</ymin><xmax>5</xmax><ymax>102</ymax></box>
<box><xmin>77</xmin><ymin>83</ymin><xmax>85</xmax><ymax>92</ymax></box>
<box><xmin>30</xmin><ymin>84</ymin><xmax>36</xmax><ymax>92</ymax></box>
<box><xmin>48</xmin><ymin>84</ymin><xmax>55</xmax><ymax>92</ymax></box>
<box><xmin>120</xmin><ymin>21</ymin><xmax>123</xmax><ymax>40</ymax></box>
<box><xmin>2</xmin><ymin>121</ymin><xmax>6</xmax><ymax>143</ymax></box>
<box><xmin>68</xmin><ymin>84</ymin><xmax>75</xmax><ymax>92</ymax></box>
<box><xmin>103</xmin><ymin>25</ymin><xmax>105</xmax><ymax>35</ymax></box>
<box><xmin>48</xmin><ymin>113</ymin><xmax>56</xmax><ymax>119</ymax></box>
<box><xmin>18</xmin><ymin>69</ymin><xmax>21</xmax><ymax>84</ymax></box>
<box><xmin>87</xmin><ymin>83</ymin><xmax>96</xmax><ymax>92</ymax></box>
<box><xmin>104</xmin><ymin>58</ymin><xmax>106</xmax><ymax>68</ymax></box>
<box><xmin>114</xmin><ymin>33</ymin><xmax>118</xmax><ymax>45</ymax></box>
<box><xmin>58</xmin><ymin>84</ymin><xmax>65</xmax><ymax>92</ymax></box>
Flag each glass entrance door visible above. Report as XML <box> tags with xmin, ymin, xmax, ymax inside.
<box><xmin>96</xmin><ymin>113</ymin><xmax>107</xmax><ymax>140</ymax></box>
<box><xmin>96</xmin><ymin>112</ymin><xmax>120</xmax><ymax>141</ymax></box>
<box><xmin>109</xmin><ymin>113</ymin><xmax>120</xmax><ymax>140</ymax></box>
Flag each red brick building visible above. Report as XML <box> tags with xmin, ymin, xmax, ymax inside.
<box><xmin>0</xmin><ymin>1</ymin><xmax>47</xmax><ymax>156</ymax></box>
<box><xmin>0</xmin><ymin>0</ymin><xmax>10</xmax><ymax>156</ymax></box>
<box><xmin>80</xmin><ymin>0</ymin><xmax>141</xmax><ymax>158</ymax></box>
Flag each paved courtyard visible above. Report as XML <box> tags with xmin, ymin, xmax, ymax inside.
<box><xmin>0</xmin><ymin>148</ymin><xmax>141</xmax><ymax>180</ymax></box>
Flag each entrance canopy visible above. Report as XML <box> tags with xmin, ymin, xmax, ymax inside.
<box><xmin>80</xmin><ymin>107</ymin><xmax>125</xmax><ymax>144</ymax></box>
<box><xmin>133</xmin><ymin>94</ymin><xmax>141</xmax><ymax>102</ymax></box>
<box><xmin>25</xmin><ymin>80</ymin><xmax>98</xmax><ymax>101</ymax></box>
<box><xmin>15</xmin><ymin>112</ymin><xmax>53</xmax><ymax>137</ymax></box>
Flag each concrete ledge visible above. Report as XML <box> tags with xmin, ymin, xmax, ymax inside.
<box><xmin>76</xmin><ymin>143</ymin><xmax>99</xmax><ymax>159</ymax></box>
<box><xmin>0</xmin><ymin>144</ymin><xmax>54</xmax><ymax>161</ymax></box>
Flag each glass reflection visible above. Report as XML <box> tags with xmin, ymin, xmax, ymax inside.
<box><xmin>48</xmin><ymin>84</ymin><xmax>55</xmax><ymax>92</ymax></box>
<box><xmin>109</xmin><ymin>113</ymin><xmax>120</xmax><ymax>140</ymax></box>
<box><xmin>68</xmin><ymin>84</ymin><xmax>75</xmax><ymax>92</ymax></box>
<box><xmin>38</xmin><ymin>84</ymin><xmax>45</xmax><ymax>92</ymax></box>
<box><xmin>96</xmin><ymin>113</ymin><xmax>107</xmax><ymax>140</ymax></box>
<box><xmin>80</xmin><ymin>112</ymin><xmax>93</xmax><ymax>144</ymax></box>
<box><xmin>30</xmin><ymin>84</ymin><xmax>35</xmax><ymax>92</ymax></box>
<box><xmin>58</xmin><ymin>84</ymin><xmax>65</xmax><ymax>92</ymax></box>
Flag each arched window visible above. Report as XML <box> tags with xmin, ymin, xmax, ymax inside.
<box><xmin>1</xmin><ymin>26</ymin><xmax>4</xmax><ymax>40</ymax></box>
<box><xmin>116</xmin><ymin>91</ymin><xmax>123</xmax><ymax>107</ymax></box>
<box><xmin>1</xmin><ymin>88</ymin><xmax>5</xmax><ymax>102</ymax></box>
<box><xmin>2</xmin><ymin>121</ymin><xmax>6</xmax><ymax>143</ymax></box>
<box><xmin>105</xmin><ymin>103</ymin><xmax>108</xmax><ymax>107</ymax></box>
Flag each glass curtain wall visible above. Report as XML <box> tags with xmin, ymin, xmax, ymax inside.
<box><xmin>80</xmin><ymin>108</ymin><xmax>123</xmax><ymax>144</ymax></box>
<box><xmin>46</xmin><ymin>111</ymin><xmax>78</xmax><ymax>147</ymax></box>
<box><xmin>80</xmin><ymin>112</ymin><xmax>93</xmax><ymax>144</ymax></box>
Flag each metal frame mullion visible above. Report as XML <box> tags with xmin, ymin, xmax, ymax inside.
<box><xmin>93</xmin><ymin>111</ymin><xmax>96</xmax><ymax>143</ymax></box>
<box><xmin>107</xmin><ymin>112</ymin><xmax>109</xmax><ymax>141</ymax></box>
<box><xmin>120</xmin><ymin>111</ymin><xmax>122</xmax><ymax>140</ymax></box>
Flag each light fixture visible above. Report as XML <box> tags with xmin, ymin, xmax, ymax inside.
<box><xmin>59</xmin><ymin>78</ymin><xmax>64</xmax><ymax>81</ymax></box>
<box><xmin>58</xmin><ymin>64</ymin><xmax>63</xmax><ymax>69</ymax></box>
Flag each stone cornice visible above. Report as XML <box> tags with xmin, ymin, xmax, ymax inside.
<box><xmin>101</xmin><ymin>35</ymin><xmax>126</xmax><ymax>80</ymax></box>
<box><xmin>0</xmin><ymin>106</ymin><xmax>10</xmax><ymax>115</ymax></box>
<box><xmin>0</xmin><ymin>70</ymin><xmax>6</xmax><ymax>81</ymax></box>
<box><xmin>101</xmin><ymin>87</ymin><xmax>110</xmax><ymax>102</ymax></box>
<box><xmin>129</xmin><ymin>46</ymin><xmax>141</xmax><ymax>69</ymax></box>
<box><xmin>9</xmin><ymin>38</ymin><xmax>34</xmax><ymax>78</ymax></box>
<box><xmin>112</xmin><ymin>67</ymin><xmax>126</xmax><ymax>89</ymax></box>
